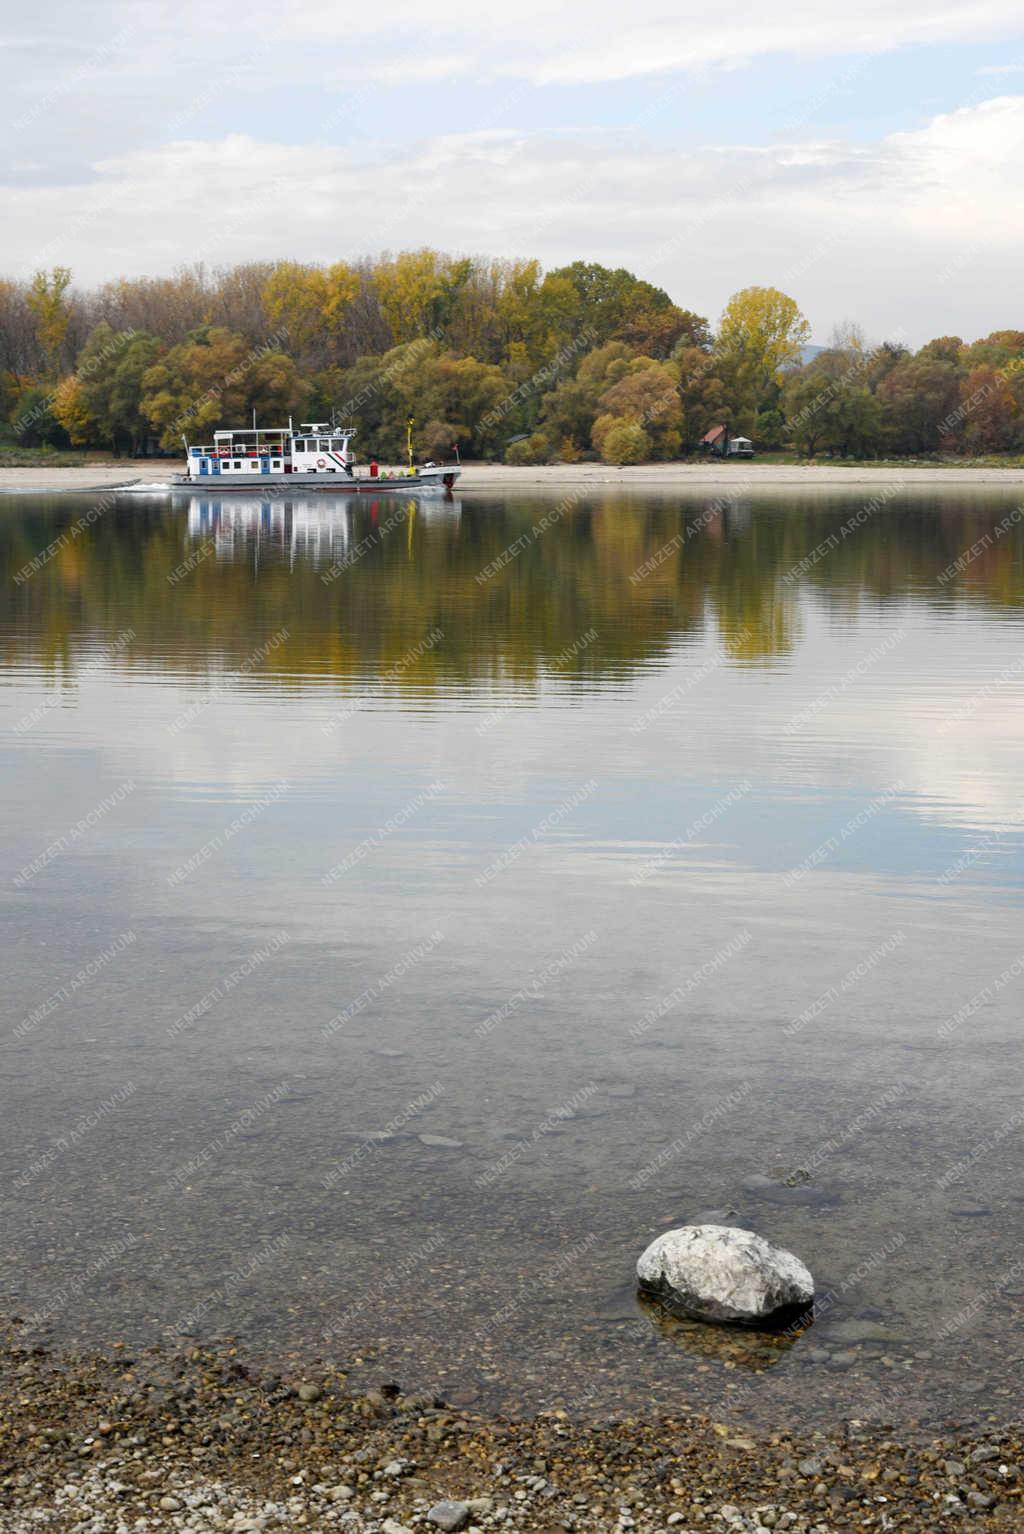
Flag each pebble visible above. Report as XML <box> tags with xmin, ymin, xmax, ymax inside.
<box><xmin>427</xmin><ymin>1501</ymin><xmax>472</xmax><ymax>1531</ymax></box>
<box><xmin>296</xmin><ymin>1383</ymin><xmax>322</xmax><ymax>1403</ymax></box>
<box><xmin>2</xmin><ymin>1330</ymin><xmax>1021</xmax><ymax>1534</ymax></box>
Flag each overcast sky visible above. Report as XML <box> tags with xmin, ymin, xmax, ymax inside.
<box><xmin>3</xmin><ymin>0</ymin><xmax>1024</xmax><ymax>345</ymax></box>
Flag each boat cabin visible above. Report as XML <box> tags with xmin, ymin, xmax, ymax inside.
<box><xmin>183</xmin><ymin>422</ymin><xmax>356</xmax><ymax>478</ymax></box>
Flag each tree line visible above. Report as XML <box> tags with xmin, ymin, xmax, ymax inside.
<box><xmin>1</xmin><ymin>254</ymin><xmax>1022</xmax><ymax>462</ymax></box>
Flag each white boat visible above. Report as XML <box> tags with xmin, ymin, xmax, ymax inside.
<box><xmin>172</xmin><ymin>421</ymin><xmax>460</xmax><ymax>493</ymax></box>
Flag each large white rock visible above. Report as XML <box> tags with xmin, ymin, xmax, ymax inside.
<box><xmin>636</xmin><ymin>1224</ymin><xmax>813</xmax><ymax>1324</ymax></box>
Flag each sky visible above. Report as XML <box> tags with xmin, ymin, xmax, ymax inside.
<box><xmin>2</xmin><ymin>0</ymin><xmax>1024</xmax><ymax>345</ymax></box>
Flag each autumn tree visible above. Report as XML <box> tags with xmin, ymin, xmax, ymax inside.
<box><xmin>537</xmin><ymin>342</ymin><xmax>636</xmax><ymax>458</ymax></box>
<box><xmin>27</xmin><ymin>266</ymin><xmax>73</xmax><ymax>373</ymax></box>
<box><xmin>954</xmin><ymin>365</ymin><xmax>1020</xmax><ymax>454</ymax></box>
<box><xmin>593</xmin><ymin>418</ymin><xmax>649</xmax><ymax>464</ymax></box>
<box><xmin>716</xmin><ymin>286</ymin><xmax>810</xmax><ymax>424</ymax></box>
<box><xmin>261</xmin><ymin>260</ymin><xmax>360</xmax><ymax>362</ymax></box>
<box><xmin>593</xmin><ymin>358</ymin><xmax>684</xmax><ymax>459</ymax></box>
<box><xmin>373</xmin><ymin>250</ymin><xmax>452</xmax><ymax>345</ymax></box>
<box><xmin>141</xmin><ymin>325</ymin><xmax>308</xmax><ymax>449</ymax></box>
<box><xmin>52</xmin><ymin>375</ymin><xmax>91</xmax><ymax>444</ymax></box>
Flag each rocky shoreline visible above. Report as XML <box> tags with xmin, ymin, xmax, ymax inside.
<box><xmin>1</xmin><ymin>1330</ymin><xmax>1020</xmax><ymax>1532</ymax></box>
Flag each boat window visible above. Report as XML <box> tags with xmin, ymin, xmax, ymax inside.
<box><xmin>233</xmin><ymin>460</ymin><xmax>241</xmax><ymax>469</ymax></box>
<box><xmin>272</xmin><ymin>460</ymin><xmax>280</xmax><ymax>469</ymax></box>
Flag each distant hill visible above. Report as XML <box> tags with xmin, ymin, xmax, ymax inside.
<box><xmin>799</xmin><ymin>343</ymin><xmax>825</xmax><ymax>364</ymax></box>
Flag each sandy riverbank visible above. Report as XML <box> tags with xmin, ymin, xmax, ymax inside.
<box><xmin>3</xmin><ymin>461</ymin><xmax>1024</xmax><ymax>493</ymax></box>
<box><xmin>0</xmin><ymin>1330</ymin><xmax>1019</xmax><ymax>1532</ymax></box>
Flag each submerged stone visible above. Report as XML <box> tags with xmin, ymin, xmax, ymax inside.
<box><xmin>636</xmin><ymin>1224</ymin><xmax>814</xmax><ymax>1325</ymax></box>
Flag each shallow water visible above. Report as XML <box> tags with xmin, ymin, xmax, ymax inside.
<box><xmin>2</xmin><ymin>483</ymin><xmax>1023</xmax><ymax>1429</ymax></box>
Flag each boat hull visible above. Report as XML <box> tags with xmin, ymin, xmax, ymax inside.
<box><xmin>170</xmin><ymin>469</ymin><xmax>459</xmax><ymax>494</ymax></box>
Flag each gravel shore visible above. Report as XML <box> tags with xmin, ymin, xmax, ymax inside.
<box><xmin>1</xmin><ymin>1330</ymin><xmax>1019</xmax><ymax>1532</ymax></box>
<box><xmin>3</xmin><ymin>461</ymin><xmax>1024</xmax><ymax>492</ymax></box>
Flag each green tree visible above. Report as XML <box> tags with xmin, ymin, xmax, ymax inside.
<box><xmin>57</xmin><ymin>322</ymin><xmax>162</xmax><ymax>453</ymax></box>
<box><xmin>10</xmin><ymin>384</ymin><xmax>69</xmax><ymax>447</ymax></box>
<box><xmin>876</xmin><ymin>356</ymin><xmax>961</xmax><ymax>454</ymax></box>
<box><xmin>783</xmin><ymin>348</ymin><xmax>881</xmax><ymax>457</ymax></box>
<box><xmin>782</xmin><ymin>364</ymin><xmax>831</xmax><ymax>455</ymax></box>
<box><xmin>674</xmin><ymin>345</ymin><xmax>731</xmax><ymax>451</ymax></box>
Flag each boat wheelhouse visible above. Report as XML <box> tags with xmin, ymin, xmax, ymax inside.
<box><xmin>174</xmin><ymin>421</ymin><xmax>460</xmax><ymax>493</ymax></box>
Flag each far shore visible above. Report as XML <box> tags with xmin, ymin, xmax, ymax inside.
<box><xmin>4</xmin><ymin>459</ymin><xmax>1024</xmax><ymax>493</ymax></box>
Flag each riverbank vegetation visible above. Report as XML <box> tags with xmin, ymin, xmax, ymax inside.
<box><xmin>1</xmin><ymin>254</ymin><xmax>1022</xmax><ymax>463</ymax></box>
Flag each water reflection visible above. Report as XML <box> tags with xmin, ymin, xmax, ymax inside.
<box><xmin>186</xmin><ymin>494</ymin><xmax>461</xmax><ymax>569</ymax></box>
<box><xmin>3</xmin><ymin>488</ymin><xmax>1023</xmax><ymax>688</ymax></box>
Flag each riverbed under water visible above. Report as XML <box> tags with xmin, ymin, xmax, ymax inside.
<box><xmin>1</xmin><ymin>482</ymin><xmax>1023</xmax><ymax>1430</ymax></box>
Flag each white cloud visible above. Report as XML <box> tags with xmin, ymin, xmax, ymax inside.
<box><xmin>359</xmin><ymin>52</ymin><xmax>471</xmax><ymax>84</ymax></box>
<box><xmin>3</xmin><ymin>94</ymin><xmax>1024</xmax><ymax>341</ymax></box>
<box><xmin>169</xmin><ymin>0</ymin><xmax>1024</xmax><ymax>82</ymax></box>
<box><xmin>6</xmin><ymin>1</ymin><xmax>1024</xmax><ymax>98</ymax></box>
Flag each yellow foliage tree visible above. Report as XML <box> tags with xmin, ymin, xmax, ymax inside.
<box><xmin>27</xmin><ymin>266</ymin><xmax>73</xmax><ymax>372</ymax></box>
<box><xmin>261</xmin><ymin>261</ymin><xmax>359</xmax><ymax>354</ymax></box>
<box><xmin>716</xmin><ymin>285</ymin><xmax>810</xmax><ymax>417</ymax></box>
<box><xmin>592</xmin><ymin>416</ymin><xmax>650</xmax><ymax>463</ymax></box>
<box><xmin>52</xmin><ymin>374</ymin><xmax>92</xmax><ymax>444</ymax></box>
<box><xmin>374</xmin><ymin>250</ymin><xmax>449</xmax><ymax>344</ymax></box>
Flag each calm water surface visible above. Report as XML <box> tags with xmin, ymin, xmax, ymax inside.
<box><xmin>2</xmin><ymin>483</ymin><xmax>1023</xmax><ymax>1429</ymax></box>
